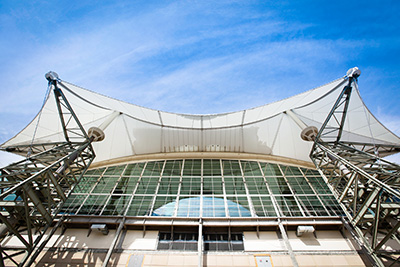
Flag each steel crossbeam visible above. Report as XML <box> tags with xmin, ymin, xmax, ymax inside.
<box><xmin>0</xmin><ymin>73</ymin><xmax>96</xmax><ymax>267</ymax></box>
<box><xmin>310</xmin><ymin>69</ymin><xmax>400</xmax><ymax>266</ymax></box>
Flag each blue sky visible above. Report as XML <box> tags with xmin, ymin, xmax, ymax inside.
<box><xmin>0</xmin><ymin>1</ymin><xmax>399</xmax><ymax>166</ymax></box>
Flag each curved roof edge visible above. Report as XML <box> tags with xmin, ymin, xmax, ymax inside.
<box><xmin>2</xmin><ymin>69</ymin><xmax>399</xmax><ymax>164</ymax></box>
<box><xmin>88</xmin><ymin>152</ymin><xmax>321</xmax><ymax>169</ymax></box>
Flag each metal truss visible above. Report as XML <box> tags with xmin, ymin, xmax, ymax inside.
<box><xmin>0</xmin><ymin>73</ymin><xmax>95</xmax><ymax>267</ymax></box>
<box><xmin>310</xmin><ymin>69</ymin><xmax>400</xmax><ymax>266</ymax></box>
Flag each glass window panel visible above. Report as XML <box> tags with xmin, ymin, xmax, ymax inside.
<box><xmin>124</xmin><ymin>163</ymin><xmax>145</xmax><ymax>176</ymax></box>
<box><xmin>204</xmin><ymin>233</ymin><xmax>244</xmax><ymax>251</ymax></box>
<box><xmin>60</xmin><ymin>194</ymin><xmax>86</xmax><ymax>214</ymax></box>
<box><xmin>286</xmin><ymin>176</ymin><xmax>314</xmax><ymax>194</ymax></box>
<box><xmin>241</xmin><ymin>161</ymin><xmax>262</xmax><ymax>176</ymax></box>
<box><xmin>142</xmin><ymin>161</ymin><xmax>164</xmax><ymax>176</ymax></box>
<box><xmin>103</xmin><ymin>165</ymin><xmax>125</xmax><ymax>176</ymax></box>
<box><xmin>203</xmin><ymin>177</ymin><xmax>223</xmax><ymax>195</ymax></box>
<box><xmin>183</xmin><ymin>159</ymin><xmax>202</xmax><ymax>176</ymax></box>
<box><xmin>78</xmin><ymin>195</ymin><xmax>108</xmax><ymax>215</ymax></box>
<box><xmin>92</xmin><ymin>176</ymin><xmax>120</xmax><ymax>194</ymax></box>
<box><xmin>245</xmin><ymin>177</ymin><xmax>267</xmax><ymax>194</ymax></box>
<box><xmin>177</xmin><ymin>197</ymin><xmax>201</xmax><ymax>217</ymax></box>
<box><xmin>157</xmin><ymin>232</ymin><xmax>198</xmax><ymax>251</ymax></box>
<box><xmin>275</xmin><ymin>196</ymin><xmax>302</xmax><ymax>217</ymax></box>
<box><xmin>301</xmin><ymin>168</ymin><xmax>320</xmax><ymax>176</ymax></box>
<box><xmin>265</xmin><ymin>177</ymin><xmax>291</xmax><ymax>194</ymax></box>
<box><xmin>102</xmin><ymin>195</ymin><xmax>131</xmax><ymax>216</ymax></box>
<box><xmin>152</xmin><ymin>196</ymin><xmax>177</xmax><ymax>216</ymax></box>
<box><xmin>224</xmin><ymin>177</ymin><xmax>246</xmax><ymax>195</ymax></box>
<box><xmin>74</xmin><ymin>176</ymin><xmax>99</xmax><ymax>193</ymax></box>
<box><xmin>135</xmin><ymin>177</ymin><xmax>159</xmax><ymax>194</ymax></box>
<box><xmin>261</xmin><ymin>163</ymin><xmax>282</xmax><ymax>176</ymax></box>
<box><xmin>203</xmin><ymin>159</ymin><xmax>221</xmax><ymax>176</ymax></box>
<box><xmin>113</xmin><ymin>176</ymin><xmax>139</xmax><ymax>194</ymax></box>
<box><xmin>163</xmin><ymin>160</ymin><xmax>183</xmax><ymax>176</ymax></box>
<box><xmin>307</xmin><ymin>176</ymin><xmax>332</xmax><ymax>194</ymax></box>
<box><xmin>203</xmin><ymin>197</ymin><xmax>226</xmax><ymax>217</ymax></box>
<box><xmin>227</xmin><ymin>196</ymin><xmax>251</xmax><ymax>217</ymax></box>
<box><xmin>222</xmin><ymin>160</ymin><xmax>242</xmax><ymax>176</ymax></box>
<box><xmin>126</xmin><ymin>195</ymin><xmax>153</xmax><ymax>216</ymax></box>
<box><xmin>180</xmin><ymin>177</ymin><xmax>201</xmax><ymax>195</ymax></box>
<box><xmin>320</xmin><ymin>195</ymin><xmax>344</xmax><ymax>216</ymax></box>
<box><xmin>251</xmin><ymin>196</ymin><xmax>276</xmax><ymax>217</ymax></box>
<box><xmin>280</xmin><ymin>165</ymin><xmax>303</xmax><ymax>176</ymax></box>
<box><xmin>158</xmin><ymin>177</ymin><xmax>181</xmax><ymax>195</ymax></box>
<box><xmin>297</xmin><ymin>196</ymin><xmax>329</xmax><ymax>216</ymax></box>
<box><xmin>85</xmin><ymin>168</ymin><xmax>105</xmax><ymax>176</ymax></box>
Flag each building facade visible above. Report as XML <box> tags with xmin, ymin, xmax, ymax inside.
<box><xmin>2</xmin><ymin>70</ymin><xmax>400</xmax><ymax>266</ymax></box>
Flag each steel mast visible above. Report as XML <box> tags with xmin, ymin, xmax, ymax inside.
<box><xmin>306</xmin><ymin>68</ymin><xmax>400</xmax><ymax>266</ymax></box>
<box><xmin>0</xmin><ymin>72</ymin><xmax>104</xmax><ymax>266</ymax></box>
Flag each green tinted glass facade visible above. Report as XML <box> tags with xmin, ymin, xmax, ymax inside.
<box><xmin>61</xmin><ymin>159</ymin><xmax>342</xmax><ymax>218</ymax></box>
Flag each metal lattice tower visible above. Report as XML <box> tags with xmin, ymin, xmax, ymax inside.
<box><xmin>0</xmin><ymin>72</ymin><xmax>99</xmax><ymax>266</ymax></box>
<box><xmin>309</xmin><ymin>68</ymin><xmax>400</xmax><ymax>266</ymax></box>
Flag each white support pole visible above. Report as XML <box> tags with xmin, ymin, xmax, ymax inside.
<box><xmin>102</xmin><ymin>218</ymin><xmax>125</xmax><ymax>267</ymax></box>
<box><xmin>198</xmin><ymin>219</ymin><xmax>203</xmax><ymax>267</ymax></box>
<box><xmin>285</xmin><ymin>109</ymin><xmax>307</xmax><ymax>130</ymax></box>
<box><xmin>278</xmin><ymin>219</ymin><xmax>298</xmax><ymax>267</ymax></box>
<box><xmin>99</xmin><ymin>111</ymin><xmax>120</xmax><ymax>131</ymax></box>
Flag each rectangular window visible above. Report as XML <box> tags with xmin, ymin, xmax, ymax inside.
<box><xmin>203</xmin><ymin>177</ymin><xmax>223</xmax><ymax>195</ymax></box>
<box><xmin>123</xmin><ymin>163</ymin><xmax>145</xmax><ymax>176</ymax></box>
<box><xmin>177</xmin><ymin>197</ymin><xmax>201</xmax><ymax>217</ymax></box>
<box><xmin>203</xmin><ymin>159</ymin><xmax>221</xmax><ymax>176</ymax></box>
<box><xmin>222</xmin><ymin>160</ymin><xmax>242</xmax><ymax>176</ymax></box>
<box><xmin>92</xmin><ymin>176</ymin><xmax>120</xmax><ymax>194</ymax></box>
<box><xmin>102</xmin><ymin>195</ymin><xmax>131</xmax><ymax>216</ymax></box>
<box><xmin>245</xmin><ymin>177</ymin><xmax>267</xmax><ymax>194</ymax></box>
<box><xmin>135</xmin><ymin>177</ymin><xmax>159</xmax><ymax>194</ymax></box>
<box><xmin>74</xmin><ymin>175</ymin><xmax>99</xmax><ymax>193</ymax></box>
<box><xmin>114</xmin><ymin>176</ymin><xmax>139</xmax><ymax>194</ymax></box>
<box><xmin>204</xmin><ymin>233</ymin><xmax>244</xmax><ymax>251</ymax></box>
<box><xmin>224</xmin><ymin>176</ymin><xmax>246</xmax><ymax>195</ymax></box>
<box><xmin>157</xmin><ymin>232</ymin><xmax>244</xmax><ymax>251</ymax></box>
<box><xmin>157</xmin><ymin>232</ymin><xmax>198</xmax><ymax>251</ymax></box>
<box><xmin>158</xmin><ymin>176</ymin><xmax>180</xmax><ymax>195</ymax></box>
<box><xmin>103</xmin><ymin>165</ymin><xmax>126</xmax><ymax>176</ymax></box>
<box><xmin>78</xmin><ymin>195</ymin><xmax>108</xmax><ymax>215</ymax></box>
<box><xmin>183</xmin><ymin>159</ymin><xmax>202</xmax><ymax>176</ymax></box>
<box><xmin>126</xmin><ymin>195</ymin><xmax>153</xmax><ymax>216</ymax></box>
<box><xmin>241</xmin><ymin>161</ymin><xmax>262</xmax><ymax>176</ymax></box>
<box><xmin>60</xmin><ymin>194</ymin><xmax>86</xmax><ymax>214</ymax></box>
<box><xmin>251</xmin><ymin>195</ymin><xmax>277</xmax><ymax>217</ymax></box>
<box><xmin>142</xmin><ymin>161</ymin><xmax>164</xmax><ymax>177</ymax></box>
<box><xmin>275</xmin><ymin>195</ymin><xmax>302</xmax><ymax>217</ymax></box>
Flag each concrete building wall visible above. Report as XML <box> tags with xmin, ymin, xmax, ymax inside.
<box><xmin>121</xmin><ymin>230</ymin><xmax>158</xmax><ymax>250</ymax></box>
<box><xmin>287</xmin><ymin>230</ymin><xmax>355</xmax><ymax>251</ymax></box>
<box><xmin>243</xmin><ymin>231</ymin><xmax>285</xmax><ymax>251</ymax></box>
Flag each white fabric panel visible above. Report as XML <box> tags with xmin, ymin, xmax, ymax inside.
<box><xmin>269</xmin><ymin>114</ymin><xmax>313</xmax><ymax>162</ymax></box>
<box><xmin>202</xmin><ymin>111</ymin><xmax>244</xmax><ymax>129</ymax></box>
<box><xmin>2</xmin><ymin>74</ymin><xmax>399</xmax><ymax>164</ymax></box>
<box><xmin>61</xmin><ymin>82</ymin><xmax>161</xmax><ymax>125</ymax></box>
<box><xmin>160</xmin><ymin>112</ymin><xmax>202</xmax><ymax>128</ymax></box>
<box><xmin>244</xmin><ymin>114</ymin><xmax>282</xmax><ymax>155</ymax></box>
<box><xmin>294</xmin><ymin>83</ymin><xmax>400</xmax><ymax>146</ymax></box>
<box><xmin>162</xmin><ymin>128</ymin><xmax>202</xmax><ymax>152</ymax></box>
<box><xmin>345</xmin><ymin>88</ymin><xmax>400</xmax><ymax>144</ymax></box>
<box><xmin>202</xmin><ymin>128</ymin><xmax>242</xmax><ymax>152</ymax></box>
<box><xmin>243</xmin><ymin>79</ymin><xmax>346</xmax><ymax>124</ymax></box>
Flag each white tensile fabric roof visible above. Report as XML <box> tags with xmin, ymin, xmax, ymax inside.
<box><xmin>2</xmin><ymin>71</ymin><xmax>399</xmax><ymax>164</ymax></box>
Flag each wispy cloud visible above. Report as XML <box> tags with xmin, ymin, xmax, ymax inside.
<box><xmin>0</xmin><ymin>1</ymin><xmax>399</xmax><ymax>166</ymax></box>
